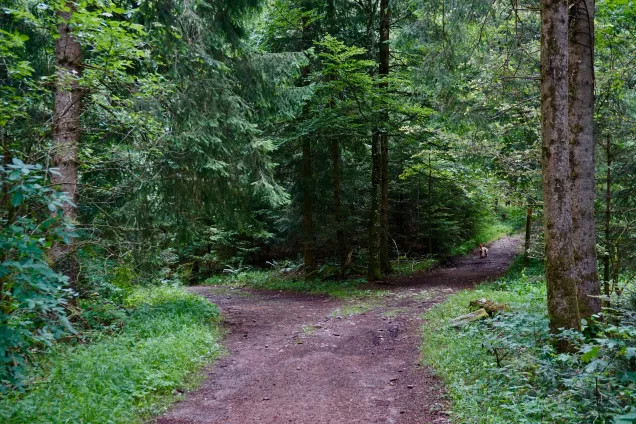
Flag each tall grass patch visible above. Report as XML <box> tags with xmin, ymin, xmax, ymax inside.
<box><xmin>0</xmin><ymin>286</ymin><xmax>222</xmax><ymax>424</ymax></box>
<box><xmin>422</xmin><ymin>260</ymin><xmax>636</xmax><ymax>423</ymax></box>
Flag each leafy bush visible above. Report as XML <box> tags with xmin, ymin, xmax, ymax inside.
<box><xmin>0</xmin><ymin>286</ymin><xmax>222</xmax><ymax>423</ymax></box>
<box><xmin>422</xmin><ymin>260</ymin><xmax>636</xmax><ymax>423</ymax></box>
<box><xmin>0</xmin><ymin>158</ymin><xmax>75</xmax><ymax>390</ymax></box>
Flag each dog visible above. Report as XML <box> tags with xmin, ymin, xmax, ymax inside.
<box><xmin>479</xmin><ymin>243</ymin><xmax>489</xmax><ymax>259</ymax></box>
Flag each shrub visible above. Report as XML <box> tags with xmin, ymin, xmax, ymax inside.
<box><xmin>422</xmin><ymin>260</ymin><xmax>636</xmax><ymax>423</ymax></box>
<box><xmin>0</xmin><ymin>286</ymin><xmax>222</xmax><ymax>423</ymax></box>
<box><xmin>0</xmin><ymin>158</ymin><xmax>75</xmax><ymax>390</ymax></box>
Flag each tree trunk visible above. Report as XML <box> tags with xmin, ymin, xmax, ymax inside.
<box><xmin>331</xmin><ymin>139</ymin><xmax>346</xmax><ymax>277</ymax></box>
<box><xmin>299</xmin><ymin>8</ymin><xmax>315</xmax><ymax>278</ymax></box>
<box><xmin>327</xmin><ymin>0</ymin><xmax>336</xmax><ymax>33</ymax></box>
<box><xmin>603</xmin><ymin>135</ymin><xmax>611</xmax><ymax>298</ymax></box>
<box><xmin>379</xmin><ymin>134</ymin><xmax>391</xmax><ymax>272</ymax></box>
<box><xmin>303</xmin><ymin>137</ymin><xmax>316</xmax><ymax>276</ymax></box>
<box><xmin>540</xmin><ymin>0</ymin><xmax>581</xmax><ymax>336</ymax></box>
<box><xmin>427</xmin><ymin>152</ymin><xmax>433</xmax><ymax>256</ymax></box>
<box><xmin>569</xmin><ymin>0</ymin><xmax>601</xmax><ymax>317</ymax></box>
<box><xmin>379</xmin><ymin>0</ymin><xmax>392</xmax><ymax>273</ymax></box>
<box><xmin>51</xmin><ymin>5</ymin><xmax>82</xmax><ymax>287</ymax></box>
<box><xmin>524</xmin><ymin>206</ymin><xmax>533</xmax><ymax>267</ymax></box>
<box><xmin>368</xmin><ymin>131</ymin><xmax>382</xmax><ymax>281</ymax></box>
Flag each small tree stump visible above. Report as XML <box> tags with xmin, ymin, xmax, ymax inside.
<box><xmin>469</xmin><ymin>298</ymin><xmax>510</xmax><ymax>316</ymax></box>
<box><xmin>450</xmin><ymin>308</ymin><xmax>489</xmax><ymax>327</ymax></box>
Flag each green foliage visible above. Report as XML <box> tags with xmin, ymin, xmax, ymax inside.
<box><xmin>450</xmin><ymin>216</ymin><xmax>519</xmax><ymax>257</ymax></box>
<box><xmin>205</xmin><ymin>267</ymin><xmax>385</xmax><ymax>300</ymax></box>
<box><xmin>0</xmin><ymin>286</ymin><xmax>222</xmax><ymax>423</ymax></box>
<box><xmin>422</xmin><ymin>260</ymin><xmax>636</xmax><ymax>423</ymax></box>
<box><xmin>392</xmin><ymin>257</ymin><xmax>438</xmax><ymax>276</ymax></box>
<box><xmin>0</xmin><ymin>158</ymin><xmax>75</xmax><ymax>391</ymax></box>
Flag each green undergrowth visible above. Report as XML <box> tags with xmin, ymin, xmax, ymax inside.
<box><xmin>450</xmin><ymin>222</ymin><xmax>515</xmax><ymax>257</ymax></box>
<box><xmin>422</xmin><ymin>259</ymin><xmax>636</xmax><ymax>423</ymax></box>
<box><xmin>450</xmin><ymin>206</ymin><xmax>524</xmax><ymax>257</ymax></box>
<box><xmin>205</xmin><ymin>270</ymin><xmax>388</xmax><ymax>299</ymax></box>
<box><xmin>392</xmin><ymin>257</ymin><xmax>438</xmax><ymax>276</ymax></box>
<box><xmin>0</xmin><ymin>286</ymin><xmax>222</xmax><ymax>424</ymax></box>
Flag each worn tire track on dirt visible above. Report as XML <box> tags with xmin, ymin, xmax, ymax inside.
<box><xmin>157</xmin><ymin>236</ymin><xmax>521</xmax><ymax>424</ymax></box>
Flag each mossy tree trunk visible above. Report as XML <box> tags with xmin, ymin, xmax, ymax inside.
<box><xmin>379</xmin><ymin>0</ymin><xmax>392</xmax><ymax>274</ymax></box>
<box><xmin>368</xmin><ymin>131</ymin><xmax>383</xmax><ymax>282</ymax></box>
<box><xmin>51</xmin><ymin>4</ymin><xmax>82</xmax><ymax>287</ymax></box>
<box><xmin>300</xmin><ymin>6</ymin><xmax>316</xmax><ymax>278</ymax></box>
<box><xmin>524</xmin><ymin>206</ymin><xmax>532</xmax><ymax>267</ymax></box>
<box><xmin>569</xmin><ymin>0</ymin><xmax>601</xmax><ymax>317</ymax></box>
<box><xmin>603</xmin><ymin>135</ymin><xmax>612</xmax><ymax>298</ymax></box>
<box><xmin>540</xmin><ymin>0</ymin><xmax>581</xmax><ymax>337</ymax></box>
<box><xmin>303</xmin><ymin>137</ymin><xmax>316</xmax><ymax>276</ymax></box>
<box><xmin>331</xmin><ymin>139</ymin><xmax>346</xmax><ymax>277</ymax></box>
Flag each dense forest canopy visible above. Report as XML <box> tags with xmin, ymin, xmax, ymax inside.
<box><xmin>1</xmin><ymin>0</ymin><xmax>636</xmax><ymax>419</ymax></box>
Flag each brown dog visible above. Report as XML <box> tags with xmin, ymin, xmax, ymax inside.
<box><xmin>479</xmin><ymin>243</ymin><xmax>489</xmax><ymax>259</ymax></box>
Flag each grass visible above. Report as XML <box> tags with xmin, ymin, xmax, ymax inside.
<box><xmin>450</xmin><ymin>205</ymin><xmax>525</xmax><ymax>257</ymax></box>
<box><xmin>421</xmin><ymin>259</ymin><xmax>636</xmax><ymax>423</ymax></box>
<box><xmin>0</xmin><ymin>286</ymin><xmax>223</xmax><ymax>424</ymax></box>
<box><xmin>450</xmin><ymin>221</ymin><xmax>516</xmax><ymax>257</ymax></box>
<box><xmin>331</xmin><ymin>299</ymin><xmax>384</xmax><ymax>317</ymax></box>
<box><xmin>392</xmin><ymin>257</ymin><xmax>438</xmax><ymax>276</ymax></box>
<box><xmin>205</xmin><ymin>271</ymin><xmax>387</xmax><ymax>299</ymax></box>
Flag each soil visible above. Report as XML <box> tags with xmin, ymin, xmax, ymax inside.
<box><xmin>157</xmin><ymin>236</ymin><xmax>521</xmax><ymax>424</ymax></box>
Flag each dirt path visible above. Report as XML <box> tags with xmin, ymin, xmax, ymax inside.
<box><xmin>157</xmin><ymin>236</ymin><xmax>521</xmax><ymax>424</ymax></box>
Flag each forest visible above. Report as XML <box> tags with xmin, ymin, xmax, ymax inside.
<box><xmin>1</xmin><ymin>0</ymin><xmax>635</xmax><ymax>422</ymax></box>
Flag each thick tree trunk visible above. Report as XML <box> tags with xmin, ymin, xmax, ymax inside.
<box><xmin>51</xmin><ymin>6</ymin><xmax>82</xmax><ymax>286</ymax></box>
<box><xmin>331</xmin><ymin>139</ymin><xmax>346</xmax><ymax>276</ymax></box>
<box><xmin>603</xmin><ymin>136</ymin><xmax>611</xmax><ymax>298</ymax></box>
<box><xmin>569</xmin><ymin>0</ymin><xmax>601</xmax><ymax>317</ymax></box>
<box><xmin>379</xmin><ymin>0</ymin><xmax>392</xmax><ymax>273</ymax></box>
<box><xmin>303</xmin><ymin>137</ymin><xmax>316</xmax><ymax>275</ymax></box>
<box><xmin>368</xmin><ymin>132</ymin><xmax>382</xmax><ymax>281</ymax></box>
<box><xmin>524</xmin><ymin>206</ymin><xmax>533</xmax><ymax>267</ymax></box>
<box><xmin>540</xmin><ymin>0</ymin><xmax>581</xmax><ymax>335</ymax></box>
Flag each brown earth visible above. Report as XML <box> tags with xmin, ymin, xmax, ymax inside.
<box><xmin>157</xmin><ymin>236</ymin><xmax>521</xmax><ymax>424</ymax></box>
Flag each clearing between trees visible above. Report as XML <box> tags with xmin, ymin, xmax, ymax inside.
<box><xmin>158</xmin><ymin>236</ymin><xmax>520</xmax><ymax>424</ymax></box>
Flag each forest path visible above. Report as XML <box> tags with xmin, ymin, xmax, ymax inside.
<box><xmin>157</xmin><ymin>236</ymin><xmax>521</xmax><ymax>424</ymax></box>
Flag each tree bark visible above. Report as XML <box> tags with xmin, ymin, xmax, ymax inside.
<box><xmin>51</xmin><ymin>5</ymin><xmax>82</xmax><ymax>286</ymax></box>
<box><xmin>524</xmin><ymin>206</ymin><xmax>533</xmax><ymax>267</ymax></box>
<box><xmin>379</xmin><ymin>134</ymin><xmax>391</xmax><ymax>272</ymax></box>
<box><xmin>327</xmin><ymin>0</ymin><xmax>336</xmax><ymax>33</ymax></box>
<box><xmin>569</xmin><ymin>0</ymin><xmax>601</xmax><ymax>317</ymax></box>
<box><xmin>331</xmin><ymin>139</ymin><xmax>346</xmax><ymax>277</ymax></box>
<box><xmin>540</xmin><ymin>0</ymin><xmax>581</xmax><ymax>336</ymax></box>
<box><xmin>379</xmin><ymin>0</ymin><xmax>392</xmax><ymax>273</ymax></box>
<box><xmin>303</xmin><ymin>137</ymin><xmax>316</xmax><ymax>275</ymax></box>
<box><xmin>603</xmin><ymin>135</ymin><xmax>611</xmax><ymax>298</ymax></box>
<box><xmin>427</xmin><ymin>152</ymin><xmax>433</xmax><ymax>256</ymax></box>
<box><xmin>300</xmin><ymin>8</ymin><xmax>315</xmax><ymax>278</ymax></box>
<box><xmin>368</xmin><ymin>131</ymin><xmax>383</xmax><ymax>281</ymax></box>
